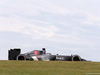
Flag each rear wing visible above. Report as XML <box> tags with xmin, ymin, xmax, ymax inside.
<box><xmin>8</xmin><ymin>49</ymin><xmax>21</xmax><ymax>60</ymax></box>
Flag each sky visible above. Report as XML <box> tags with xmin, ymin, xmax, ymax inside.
<box><xmin>0</xmin><ymin>0</ymin><xmax>100</xmax><ymax>61</ymax></box>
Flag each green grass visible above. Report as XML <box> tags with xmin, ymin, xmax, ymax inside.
<box><xmin>0</xmin><ymin>61</ymin><xmax>100</xmax><ymax>75</ymax></box>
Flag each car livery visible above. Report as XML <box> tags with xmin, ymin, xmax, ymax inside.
<box><xmin>8</xmin><ymin>48</ymin><xmax>87</xmax><ymax>61</ymax></box>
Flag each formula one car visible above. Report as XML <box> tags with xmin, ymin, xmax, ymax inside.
<box><xmin>8</xmin><ymin>48</ymin><xmax>86</xmax><ymax>61</ymax></box>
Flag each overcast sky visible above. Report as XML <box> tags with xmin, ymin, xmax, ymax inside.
<box><xmin>0</xmin><ymin>0</ymin><xmax>100</xmax><ymax>61</ymax></box>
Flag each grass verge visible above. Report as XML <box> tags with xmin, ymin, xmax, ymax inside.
<box><xmin>0</xmin><ymin>61</ymin><xmax>100</xmax><ymax>75</ymax></box>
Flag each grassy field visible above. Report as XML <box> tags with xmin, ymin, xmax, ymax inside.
<box><xmin>0</xmin><ymin>61</ymin><xmax>100</xmax><ymax>75</ymax></box>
